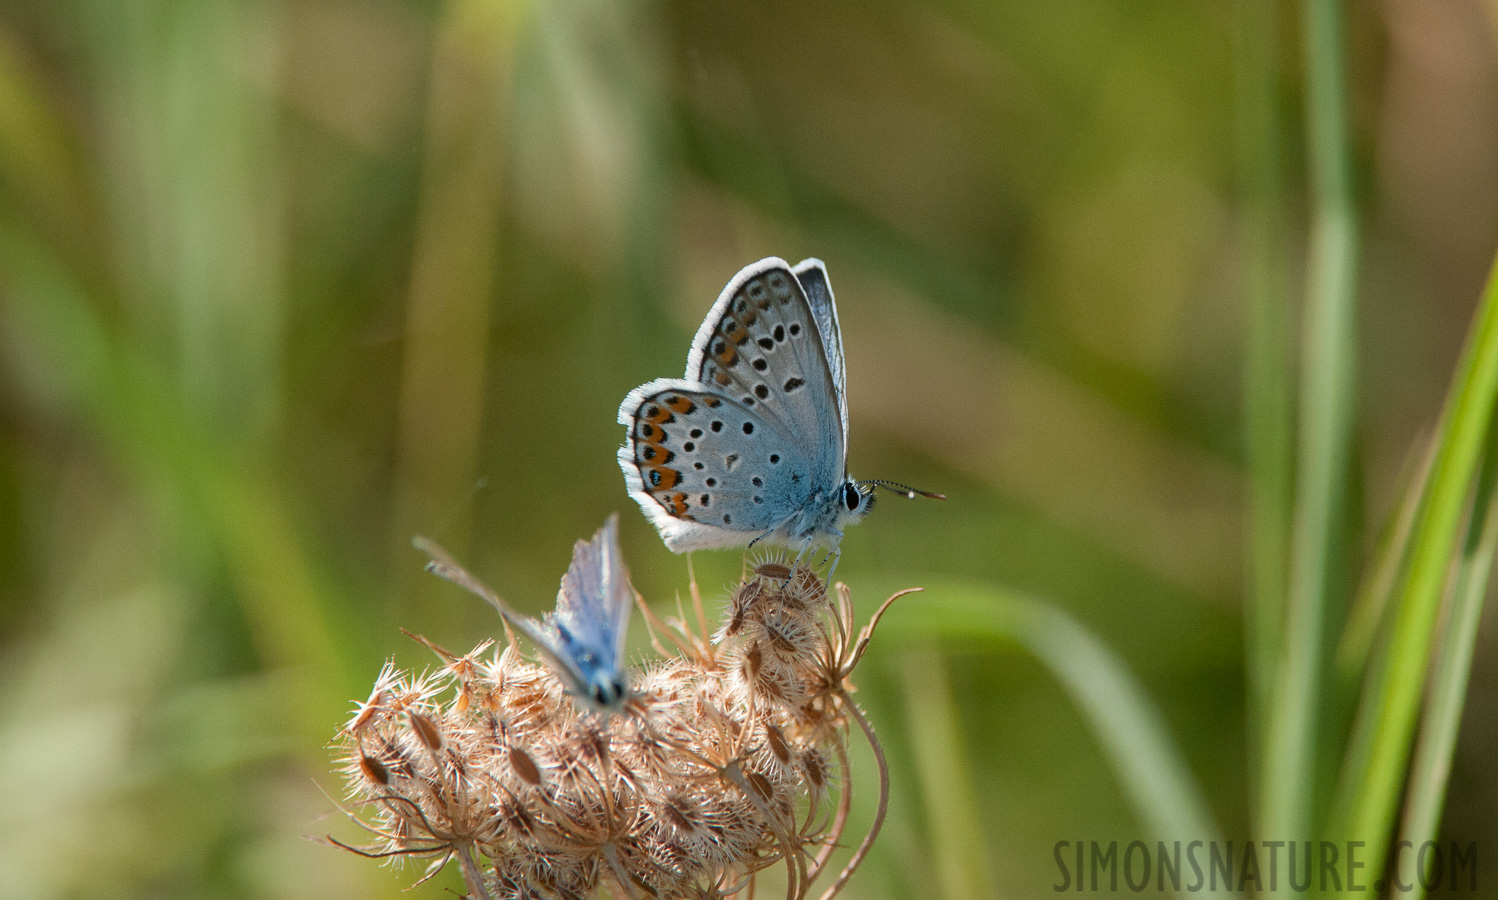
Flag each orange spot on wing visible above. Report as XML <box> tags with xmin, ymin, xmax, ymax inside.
<box><xmin>638</xmin><ymin>442</ymin><xmax>673</xmax><ymax>464</ymax></box>
<box><xmin>640</xmin><ymin>403</ymin><xmax>673</xmax><ymax>425</ymax></box>
<box><xmin>713</xmin><ymin>370</ymin><xmax>731</xmax><ymax>386</ymax></box>
<box><xmin>662</xmin><ymin>492</ymin><xmax>689</xmax><ymax>516</ymax></box>
<box><xmin>722</xmin><ymin>318</ymin><xmax>748</xmax><ymax>344</ymax></box>
<box><xmin>663</xmin><ymin>395</ymin><xmax>696</xmax><ymax>415</ymax></box>
<box><xmin>647</xmin><ymin>467</ymin><xmax>681</xmax><ymax>490</ymax></box>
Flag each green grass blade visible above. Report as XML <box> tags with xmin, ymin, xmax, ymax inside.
<box><xmin>897</xmin><ymin>648</ymin><xmax>996</xmax><ymax>900</ymax></box>
<box><xmin>1232</xmin><ymin>0</ymin><xmax>1291</xmax><ymax>817</ymax></box>
<box><xmin>1263</xmin><ymin>0</ymin><xmax>1359</xmax><ymax>852</ymax></box>
<box><xmin>873</xmin><ymin>579</ymin><xmax>1235</xmax><ymax>900</ymax></box>
<box><xmin>1394</xmin><ymin>418</ymin><xmax>1498</xmax><ymax>900</ymax></box>
<box><xmin>1334</xmin><ymin>437</ymin><xmax>1435</xmax><ymax>691</ymax></box>
<box><xmin>1330</xmin><ymin>253</ymin><xmax>1498</xmax><ymax>876</ymax></box>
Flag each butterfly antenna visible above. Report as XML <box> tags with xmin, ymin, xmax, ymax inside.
<box><xmin>858</xmin><ymin>479</ymin><xmax>946</xmax><ymax>501</ymax></box>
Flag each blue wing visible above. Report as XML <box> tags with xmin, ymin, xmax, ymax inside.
<box><xmin>681</xmin><ymin>258</ymin><xmax>845</xmax><ymax>484</ymax></box>
<box><xmin>791</xmin><ymin>258</ymin><xmax>848</xmax><ymax>457</ymax></box>
<box><xmin>617</xmin><ymin>383</ymin><xmax>818</xmax><ymax>547</ymax></box>
<box><xmin>548</xmin><ymin>513</ymin><xmax>632</xmax><ymax>684</ymax></box>
<box><xmin>618</xmin><ymin>257</ymin><xmax>856</xmax><ymax>553</ymax></box>
<box><xmin>418</xmin><ymin>517</ymin><xmax>634</xmax><ymax>711</ymax></box>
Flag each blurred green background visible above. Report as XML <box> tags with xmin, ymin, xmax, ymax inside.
<box><xmin>1</xmin><ymin>1</ymin><xmax>1496</xmax><ymax>897</ymax></box>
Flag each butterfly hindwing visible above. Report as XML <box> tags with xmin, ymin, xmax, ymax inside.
<box><xmin>618</xmin><ymin>380</ymin><xmax>822</xmax><ymax>550</ymax></box>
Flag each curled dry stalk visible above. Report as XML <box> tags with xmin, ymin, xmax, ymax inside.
<box><xmin>815</xmin><ymin>698</ymin><xmax>890</xmax><ymax>900</ymax></box>
<box><xmin>808</xmin><ymin>582</ymin><xmax>918</xmax><ymax>900</ymax></box>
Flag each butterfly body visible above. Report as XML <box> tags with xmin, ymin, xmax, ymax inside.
<box><xmin>619</xmin><ymin>258</ymin><xmax>873</xmax><ymax>560</ymax></box>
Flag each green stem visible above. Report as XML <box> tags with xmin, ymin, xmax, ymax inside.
<box><xmin>1232</xmin><ymin>0</ymin><xmax>1291</xmax><ymax>817</ymax></box>
<box><xmin>1396</xmin><ymin>420</ymin><xmax>1498</xmax><ymax>900</ymax></box>
<box><xmin>897</xmin><ymin>649</ymin><xmax>993</xmax><ymax>900</ymax></box>
<box><xmin>1330</xmin><ymin>254</ymin><xmax>1498</xmax><ymax>878</ymax></box>
<box><xmin>1263</xmin><ymin>0</ymin><xmax>1359</xmax><ymax>854</ymax></box>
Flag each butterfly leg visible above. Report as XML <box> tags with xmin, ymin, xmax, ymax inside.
<box><xmin>786</xmin><ymin>537</ymin><xmax>817</xmax><ymax>588</ymax></box>
<box><xmin>824</xmin><ymin>544</ymin><xmax>842</xmax><ymax>586</ymax></box>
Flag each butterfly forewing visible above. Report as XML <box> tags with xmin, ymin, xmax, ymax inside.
<box><xmin>791</xmin><ymin>258</ymin><xmax>849</xmax><ymax>454</ymax></box>
<box><xmin>683</xmin><ymin>259</ymin><xmax>844</xmax><ymax>482</ymax></box>
<box><xmin>550</xmin><ymin>513</ymin><xmax>631</xmax><ymax>675</ymax></box>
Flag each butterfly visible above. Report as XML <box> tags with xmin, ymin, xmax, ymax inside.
<box><xmin>618</xmin><ymin>257</ymin><xmax>940</xmax><ymax>572</ymax></box>
<box><xmin>416</xmin><ymin>514</ymin><xmax>634</xmax><ymax>711</ymax></box>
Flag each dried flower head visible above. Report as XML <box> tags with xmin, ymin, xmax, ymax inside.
<box><xmin>329</xmin><ymin>553</ymin><xmax>915</xmax><ymax>900</ymax></box>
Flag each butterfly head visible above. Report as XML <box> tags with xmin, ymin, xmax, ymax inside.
<box><xmin>836</xmin><ymin>480</ymin><xmax>876</xmax><ymax>528</ymax></box>
<box><xmin>585</xmin><ymin>670</ymin><xmax>629</xmax><ymax>709</ymax></box>
<box><xmin>551</xmin><ymin>621</ymin><xmax>631</xmax><ymax>713</ymax></box>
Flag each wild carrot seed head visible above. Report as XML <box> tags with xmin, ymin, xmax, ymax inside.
<box><xmin>332</xmin><ymin>556</ymin><xmax>903</xmax><ymax>899</ymax></box>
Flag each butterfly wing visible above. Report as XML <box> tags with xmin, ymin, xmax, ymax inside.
<box><xmin>548</xmin><ymin>513</ymin><xmax>632</xmax><ymax>694</ymax></box>
<box><xmin>619</xmin><ymin>257</ymin><xmax>852</xmax><ymax>551</ymax></box>
<box><xmin>617</xmin><ymin>380</ymin><xmax>824</xmax><ymax>550</ymax></box>
<box><xmin>791</xmin><ymin>258</ymin><xmax>848</xmax><ymax>457</ymax></box>
<box><xmin>417</xmin><ymin>534</ymin><xmax>620</xmax><ymax>707</ymax></box>
<box><xmin>415</xmin><ymin>536</ymin><xmax>568</xmax><ymax>666</ymax></box>
<box><xmin>681</xmin><ymin>258</ymin><xmax>845</xmax><ymax>484</ymax></box>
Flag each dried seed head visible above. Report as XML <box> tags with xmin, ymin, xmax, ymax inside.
<box><xmin>802</xmin><ymin>749</ymin><xmax>828</xmax><ymax>791</ymax></box>
<box><xmin>745</xmin><ymin>771</ymin><xmax>774</xmax><ymax>802</ymax></box>
<box><xmin>332</xmin><ymin>560</ymin><xmax>902</xmax><ymax>900</ymax></box>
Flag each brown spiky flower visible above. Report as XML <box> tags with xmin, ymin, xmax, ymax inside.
<box><xmin>329</xmin><ymin>557</ymin><xmax>915</xmax><ymax>900</ymax></box>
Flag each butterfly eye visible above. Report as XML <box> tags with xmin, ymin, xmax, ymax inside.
<box><xmin>843</xmin><ymin>483</ymin><xmax>861</xmax><ymax>511</ymax></box>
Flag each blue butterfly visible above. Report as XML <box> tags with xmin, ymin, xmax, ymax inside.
<box><xmin>417</xmin><ymin>514</ymin><xmax>634</xmax><ymax>711</ymax></box>
<box><xmin>618</xmin><ymin>258</ymin><xmax>939</xmax><ymax>572</ymax></box>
